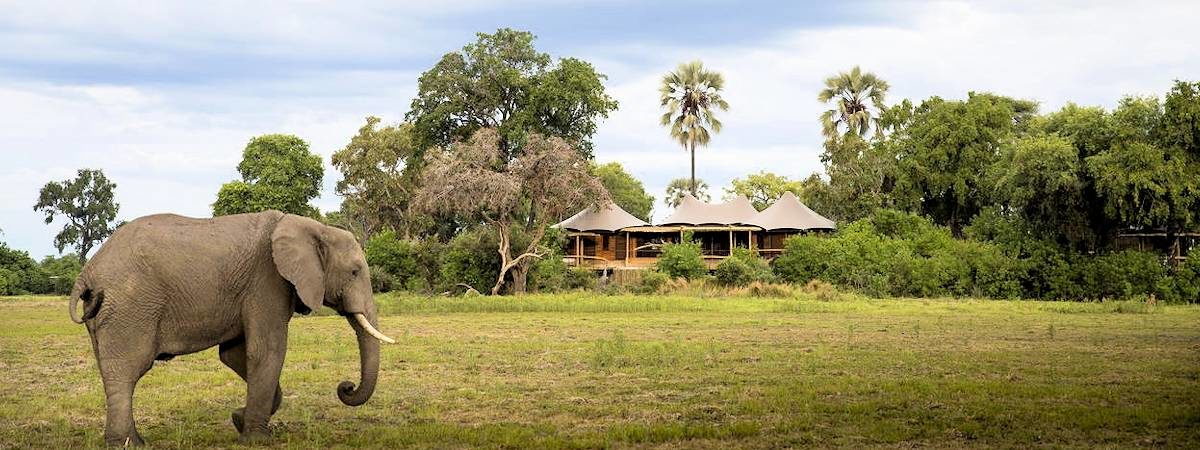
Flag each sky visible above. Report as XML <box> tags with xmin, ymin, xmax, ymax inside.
<box><xmin>2</xmin><ymin>0</ymin><xmax>1199</xmax><ymax>258</ymax></box>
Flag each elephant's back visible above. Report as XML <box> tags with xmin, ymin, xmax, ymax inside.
<box><xmin>81</xmin><ymin>211</ymin><xmax>283</xmax><ymax>295</ymax></box>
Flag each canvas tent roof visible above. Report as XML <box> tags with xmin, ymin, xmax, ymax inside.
<box><xmin>658</xmin><ymin>195</ymin><xmax>760</xmax><ymax>226</ymax></box>
<box><xmin>748</xmin><ymin>191</ymin><xmax>836</xmax><ymax>231</ymax></box>
<box><xmin>554</xmin><ymin>202</ymin><xmax>650</xmax><ymax>232</ymax></box>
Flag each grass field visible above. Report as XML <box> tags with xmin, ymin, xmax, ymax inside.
<box><xmin>1</xmin><ymin>293</ymin><xmax>1198</xmax><ymax>449</ymax></box>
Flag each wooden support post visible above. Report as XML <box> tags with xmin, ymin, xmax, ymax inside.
<box><xmin>575</xmin><ymin>235</ymin><xmax>581</xmax><ymax>266</ymax></box>
<box><xmin>625</xmin><ymin>232</ymin><xmax>630</xmax><ymax>267</ymax></box>
<box><xmin>729</xmin><ymin>230</ymin><xmax>734</xmax><ymax>256</ymax></box>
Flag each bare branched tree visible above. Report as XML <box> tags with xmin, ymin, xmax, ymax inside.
<box><xmin>413</xmin><ymin>128</ymin><xmax>608</xmax><ymax>295</ymax></box>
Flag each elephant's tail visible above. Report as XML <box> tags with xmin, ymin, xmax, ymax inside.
<box><xmin>69</xmin><ymin>279</ymin><xmax>102</xmax><ymax>324</ymax></box>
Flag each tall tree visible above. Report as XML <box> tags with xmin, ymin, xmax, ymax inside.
<box><xmin>892</xmin><ymin>93</ymin><xmax>1035</xmax><ymax>234</ymax></box>
<box><xmin>1087</xmin><ymin>95</ymin><xmax>1200</xmax><ymax>241</ymax></box>
<box><xmin>412</xmin><ymin>128</ymin><xmax>607</xmax><ymax>295</ymax></box>
<box><xmin>331</xmin><ymin>117</ymin><xmax>421</xmax><ymax>238</ymax></box>
<box><xmin>665</xmin><ymin>177</ymin><xmax>711</xmax><ymax>208</ymax></box>
<box><xmin>34</xmin><ymin>168</ymin><xmax>119</xmax><ymax>264</ymax></box>
<box><xmin>989</xmin><ymin>133</ymin><xmax>1093</xmax><ymax>246</ymax></box>
<box><xmin>815</xmin><ymin>68</ymin><xmax>895</xmax><ymax>222</ymax></box>
<box><xmin>659</xmin><ymin>60</ymin><xmax>729</xmax><ymax>196</ymax></box>
<box><xmin>591</xmin><ymin>162</ymin><xmax>654</xmax><ymax>221</ymax></box>
<box><xmin>213</xmin><ymin>134</ymin><xmax>324</xmax><ymax>217</ymax></box>
<box><xmin>725</xmin><ymin>171</ymin><xmax>805</xmax><ymax>211</ymax></box>
<box><xmin>818</xmin><ymin>66</ymin><xmax>889</xmax><ymax>140</ymax></box>
<box><xmin>407</xmin><ymin>28</ymin><xmax>618</xmax><ymax>160</ymax></box>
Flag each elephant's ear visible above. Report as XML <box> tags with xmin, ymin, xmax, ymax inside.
<box><xmin>271</xmin><ymin>215</ymin><xmax>327</xmax><ymax>314</ymax></box>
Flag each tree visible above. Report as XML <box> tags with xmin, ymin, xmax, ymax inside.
<box><xmin>818</xmin><ymin>66</ymin><xmax>889</xmax><ymax>140</ymax></box>
<box><xmin>725</xmin><ymin>171</ymin><xmax>805</xmax><ymax>211</ymax></box>
<box><xmin>34</xmin><ymin>169</ymin><xmax>119</xmax><ymax>264</ymax></box>
<box><xmin>213</xmin><ymin>134</ymin><xmax>323</xmax><ymax>217</ymax></box>
<box><xmin>665</xmin><ymin>177</ymin><xmax>710</xmax><ymax>208</ymax></box>
<box><xmin>1087</xmin><ymin>95</ymin><xmax>1200</xmax><ymax>239</ymax></box>
<box><xmin>892</xmin><ymin>93</ymin><xmax>1033</xmax><ymax>234</ymax></box>
<box><xmin>412</xmin><ymin>128</ymin><xmax>607</xmax><ymax>295</ymax></box>
<box><xmin>591</xmin><ymin>162</ymin><xmax>654</xmax><ymax>221</ymax></box>
<box><xmin>814</xmin><ymin>69</ymin><xmax>895</xmax><ymax>222</ymax></box>
<box><xmin>659</xmin><ymin>60</ymin><xmax>729</xmax><ymax>196</ymax></box>
<box><xmin>989</xmin><ymin>133</ymin><xmax>1093</xmax><ymax>246</ymax></box>
<box><xmin>406</xmin><ymin>28</ymin><xmax>618</xmax><ymax>159</ymax></box>
<box><xmin>331</xmin><ymin>117</ymin><xmax>421</xmax><ymax>238</ymax></box>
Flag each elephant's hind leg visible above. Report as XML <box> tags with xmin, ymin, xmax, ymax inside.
<box><xmin>218</xmin><ymin>339</ymin><xmax>282</xmax><ymax>434</ymax></box>
<box><xmin>95</xmin><ymin>329</ymin><xmax>156</xmax><ymax>446</ymax></box>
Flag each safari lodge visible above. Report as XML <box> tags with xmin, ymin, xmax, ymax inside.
<box><xmin>555</xmin><ymin>192</ymin><xmax>835</xmax><ymax>270</ymax></box>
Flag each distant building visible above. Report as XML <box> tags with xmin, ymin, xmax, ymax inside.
<box><xmin>555</xmin><ymin>192</ymin><xmax>834</xmax><ymax>270</ymax></box>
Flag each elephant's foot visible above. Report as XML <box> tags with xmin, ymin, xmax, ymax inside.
<box><xmin>237</xmin><ymin>428</ymin><xmax>272</xmax><ymax>444</ymax></box>
<box><xmin>104</xmin><ymin>432</ymin><xmax>145</xmax><ymax>447</ymax></box>
<box><xmin>231</xmin><ymin>408</ymin><xmax>245</xmax><ymax>434</ymax></box>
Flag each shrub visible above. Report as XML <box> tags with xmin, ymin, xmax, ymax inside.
<box><xmin>715</xmin><ymin>248</ymin><xmax>773</xmax><ymax>287</ymax></box>
<box><xmin>635</xmin><ymin>270</ymin><xmax>670</xmax><ymax>294</ymax></box>
<box><xmin>1169</xmin><ymin>256</ymin><xmax>1200</xmax><ymax>303</ymax></box>
<box><xmin>0</xmin><ymin>243</ymin><xmax>52</xmax><ymax>295</ymax></box>
<box><xmin>774</xmin><ymin>209</ymin><xmax>1024</xmax><ymax>299</ymax></box>
<box><xmin>440</xmin><ymin>226</ymin><xmax>502</xmax><ymax>294</ymax></box>
<box><xmin>365</xmin><ymin>231</ymin><xmax>443</xmax><ymax>293</ymax></box>
<box><xmin>656</xmin><ymin>232</ymin><xmax>706</xmax><ymax>280</ymax></box>
<box><xmin>714</xmin><ymin>257</ymin><xmax>752</xmax><ymax>287</ymax></box>
<box><xmin>39</xmin><ymin>254</ymin><xmax>81</xmax><ymax>295</ymax></box>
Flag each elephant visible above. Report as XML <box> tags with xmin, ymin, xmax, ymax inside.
<box><xmin>67</xmin><ymin>210</ymin><xmax>395</xmax><ymax>446</ymax></box>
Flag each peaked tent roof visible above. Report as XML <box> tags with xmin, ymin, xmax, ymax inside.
<box><xmin>554</xmin><ymin>202</ymin><xmax>650</xmax><ymax>232</ymax></box>
<box><xmin>748</xmin><ymin>191</ymin><xmax>836</xmax><ymax>231</ymax></box>
<box><xmin>659</xmin><ymin>195</ymin><xmax>760</xmax><ymax>226</ymax></box>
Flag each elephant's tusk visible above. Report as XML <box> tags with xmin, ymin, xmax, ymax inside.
<box><xmin>354</xmin><ymin>313</ymin><xmax>396</xmax><ymax>344</ymax></box>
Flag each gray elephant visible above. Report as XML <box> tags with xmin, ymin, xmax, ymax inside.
<box><xmin>68</xmin><ymin>210</ymin><xmax>395</xmax><ymax>446</ymax></box>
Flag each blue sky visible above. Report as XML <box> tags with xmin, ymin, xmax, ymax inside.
<box><xmin>2</xmin><ymin>0</ymin><xmax>1199</xmax><ymax>258</ymax></box>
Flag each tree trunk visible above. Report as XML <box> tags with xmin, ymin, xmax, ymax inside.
<box><xmin>508</xmin><ymin>262</ymin><xmax>530</xmax><ymax>295</ymax></box>
<box><xmin>690</xmin><ymin>141</ymin><xmax>697</xmax><ymax>196</ymax></box>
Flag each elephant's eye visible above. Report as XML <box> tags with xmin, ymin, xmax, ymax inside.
<box><xmin>351</xmin><ymin>268</ymin><xmax>360</xmax><ymax>278</ymax></box>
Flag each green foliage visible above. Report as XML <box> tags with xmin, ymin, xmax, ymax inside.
<box><xmin>1086</xmin><ymin>96</ymin><xmax>1200</xmax><ymax>234</ymax></box>
<box><xmin>714</xmin><ymin>248</ymin><xmax>773</xmax><ymax>287</ymax></box>
<box><xmin>655</xmin><ymin>232</ymin><xmax>706</xmax><ymax>280</ymax></box>
<box><xmin>774</xmin><ymin>210</ymin><xmax>1023</xmax><ymax>298</ymax></box>
<box><xmin>634</xmin><ymin>271</ymin><xmax>670</xmax><ymax>295</ymax></box>
<box><xmin>0</xmin><ymin>243</ymin><xmax>63</xmax><ymax>295</ymax></box>
<box><xmin>818</xmin><ymin>66</ymin><xmax>889</xmax><ymax>140</ymax></box>
<box><xmin>893</xmin><ymin>93</ymin><xmax>1033</xmax><ymax>234</ymax></box>
<box><xmin>439</xmin><ymin>226</ymin><xmax>503</xmax><ymax>294</ymax></box>
<box><xmin>665</xmin><ymin>177</ymin><xmax>710</xmax><ymax>207</ymax></box>
<box><xmin>364</xmin><ymin>231</ymin><xmax>443</xmax><ymax>293</ymax></box>
<box><xmin>527</xmin><ymin>229</ymin><xmax>596</xmax><ymax>293</ymax></box>
<box><xmin>725</xmin><ymin>171</ymin><xmax>804</xmax><ymax>211</ymax></box>
<box><xmin>592</xmin><ymin>162</ymin><xmax>654</xmax><ymax>221</ymax></box>
<box><xmin>407</xmin><ymin>28</ymin><xmax>618</xmax><ymax>159</ymax></box>
<box><xmin>1167</xmin><ymin>256</ymin><xmax>1200</xmax><ymax>303</ymax></box>
<box><xmin>213</xmin><ymin>134</ymin><xmax>324</xmax><ymax>217</ymax></box>
<box><xmin>39</xmin><ymin>254</ymin><xmax>82</xmax><ymax>295</ymax></box>
<box><xmin>990</xmin><ymin>133</ymin><xmax>1092</xmax><ymax>246</ymax></box>
<box><xmin>331</xmin><ymin>117</ymin><xmax>422</xmax><ymax>237</ymax></box>
<box><xmin>33</xmin><ymin>168</ymin><xmax>119</xmax><ymax>264</ymax></box>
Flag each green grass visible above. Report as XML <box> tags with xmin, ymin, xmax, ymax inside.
<box><xmin>2</xmin><ymin>293</ymin><xmax>1198</xmax><ymax>448</ymax></box>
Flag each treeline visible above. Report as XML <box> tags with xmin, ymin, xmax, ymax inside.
<box><xmin>0</xmin><ymin>243</ymin><xmax>81</xmax><ymax>295</ymax></box>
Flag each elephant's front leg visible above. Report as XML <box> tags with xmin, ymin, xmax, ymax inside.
<box><xmin>218</xmin><ymin>339</ymin><xmax>283</xmax><ymax>434</ymax></box>
<box><xmin>238</xmin><ymin>328</ymin><xmax>288</xmax><ymax>443</ymax></box>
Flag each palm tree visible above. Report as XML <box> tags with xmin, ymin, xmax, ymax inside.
<box><xmin>660</xmin><ymin>60</ymin><xmax>729</xmax><ymax>196</ymax></box>
<box><xmin>818</xmin><ymin>66</ymin><xmax>889</xmax><ymax>140</ymax></box>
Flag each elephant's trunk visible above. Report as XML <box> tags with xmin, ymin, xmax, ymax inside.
<box><xmin>337</xmin><ymin>309</ymin><xmax>381</xmax><ymax>406</ymax></box>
